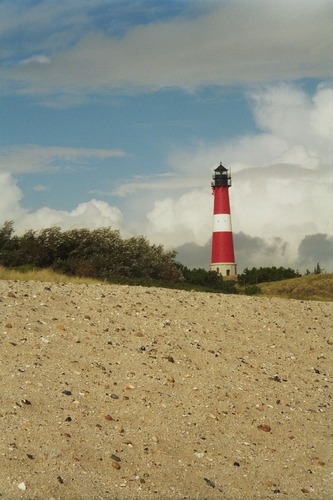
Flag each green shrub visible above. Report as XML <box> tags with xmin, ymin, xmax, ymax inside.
<box><xmin>244</xmin><ymin>284</ymin><xmax>261</xmax><ymax>295</ymax></box>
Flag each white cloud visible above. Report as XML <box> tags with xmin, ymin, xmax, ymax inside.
<box><xmin>232</xmin><ymin>164</ymin><xmax>331</xmax><ymax>243</ymax></box>
<box><xmin>0</xmin><ymin>173</ymin><xmax>123</xmax><ymax>234</ymax></box>
<box><xmin>250</xmin><ymin>83</ymin><xmax>333</xmax><ymax>162</ymax></box>
<box><xmin>167</xmin><ymin>134</ymin><xmax>288</xmax><ymax>175</ymax></box>
<box><xmin>18</xmin><ymin>199</ymin><xmax>123</xmax><ymax>233</ymax></box>
<box><xmin>0</xmin><ymin>0</ymin><xmax>105</xmax><ymax>55</ymax></box>
<box><xmin>2</xmin><ymin>1</ymin><xmax>332</xmax><ymax>95</ymax></box>
<box><xmin>311</xmin><ymin>84</ymin><xmax>333</xmax><ymax>140</ymax></box>
<box><xmin>21</xmin><ymin>55</ymin><xmax>50</xmax><ymax>65</ymax></box>
<box><xmin>0</xmin><ymin>172</ymin><xmax>24</xmax><ymax>218</ymax></box>
<box><xmin>273</xmin><ymin>145</ymin><xmax>320</xmax><ymax>170</ymax></box>
<box><xmin>145</xmin><ymin>190</ymin><xmax>212</xmax><ymax>247</ymax></box>
<box><xmin>113</xmin><ymin>173</ymin><xmax>199</xmax><ymax>197</ymax></box>
<box><xmin>0</xmin><ymin>145</ymin><xmax>126</xmax><ymax>174</ymax></box>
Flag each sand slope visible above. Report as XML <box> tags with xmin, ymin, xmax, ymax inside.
<box><xmin>0</xmin><ymin>280</ymin><xmax>332</xmax><ymax>499</ymax></box>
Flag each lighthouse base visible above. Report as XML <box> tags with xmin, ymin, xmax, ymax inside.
<box><xmin>210</xmin><ymin>263</ymin><xmax>237</xmax><ymax>278</ymax></box>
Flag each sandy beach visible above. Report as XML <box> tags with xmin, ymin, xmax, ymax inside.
<box><xmin>0</xmin><ymin>279</ymin><xmax>332</xmax><ymax>499</ymax></box>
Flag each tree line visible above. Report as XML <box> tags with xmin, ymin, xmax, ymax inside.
<box><xmin>0</xmin><ymin>221</ymin><xmax>181</xmax><ymax>282</ymax></box>
<box><xmin>238</xmin><ymin>266</ymin><xmax>301</xmax><ymax>285</ymax></box>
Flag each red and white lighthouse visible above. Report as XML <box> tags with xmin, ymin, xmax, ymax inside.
<box><xmin>210</xmin><ymin>162</ymin><xmax>237</xmax><ymax>277</ymax></box>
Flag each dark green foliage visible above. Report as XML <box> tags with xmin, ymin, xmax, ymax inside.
<box><xmin>313</xmin><ymin>262</ymin><xmax>324</xmax><ymax>274</ymax></box>
<box><xmin>244</xmin><ymin>284</ymin><xmax>261</xmax><ymax>296</ymax></box>
<box><xmin>176</xmin><ymin>263</ymin><xmax>237</xmax><ymax>293</ymax></box>
<box><xmin>238</xmin><ymin>266</ymin><xmax>301</xmax><ymax>285</ymax></box>
<box><xmin>0</xmin><ymin>220</ymin><xmax>15</xmax><ymax>248</ymax></box>
<box><xmin>0</xmin><ymin>222</ymin><xmax>182</xmax><ymax>282</ymax></box>
<box><xmin>0</xmin><ymin>221</ymin><xmax>18</xmax><ymax>265</ymax></box>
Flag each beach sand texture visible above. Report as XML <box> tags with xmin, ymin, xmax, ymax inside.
<box><xmin>0</xmin><ymin>280</ymin><xmax>332</xmax><ymax>499</ymax></box>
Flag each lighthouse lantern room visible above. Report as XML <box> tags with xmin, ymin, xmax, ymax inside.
<box><xmin>210</xmin><ymin>163</ymin><xmax>237</xmax><ymax>277</ymax></box>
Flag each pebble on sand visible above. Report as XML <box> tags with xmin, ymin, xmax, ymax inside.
<box><xmin>257</xmin><ymin>424</ymin><xmax>272</xmax><ymax>432</ymax></box>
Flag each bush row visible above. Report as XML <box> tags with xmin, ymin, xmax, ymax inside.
<box><xmin>0</xmin><ymin>221</ymin><xmax>181</xmax><ymax>282</ymax></box>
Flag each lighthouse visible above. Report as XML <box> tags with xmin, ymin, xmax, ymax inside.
<box><xmin>210</xmin><ymin>162</ymin><xmax>237</xmax><ymax>277</ymax></box>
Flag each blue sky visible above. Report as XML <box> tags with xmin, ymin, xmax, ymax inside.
<box><xmin>0</xmin><ymin>0</ymin><xmax>332</xmax><ymax>273</ymax></box>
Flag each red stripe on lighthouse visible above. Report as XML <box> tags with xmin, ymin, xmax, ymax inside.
<box><xmin>211</xmin><ymin>231</ymin><xmax>235</xmax><ymax>263</ymax></box>
<box><xmin>213</xmin><ymin>185</ymin><xmax>231</xmax><ymax>214</ymax></box>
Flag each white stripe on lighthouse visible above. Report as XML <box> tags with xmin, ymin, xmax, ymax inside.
<box><xmin>213</xmin><ymin>214</ymin><xmax>232</xmax><ymax>232</ymax></box>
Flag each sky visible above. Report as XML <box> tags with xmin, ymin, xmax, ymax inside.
<box><xmin>0</xmin><ymin>0</ymin><xmax>332</xmax><ymax>274</ymax></box>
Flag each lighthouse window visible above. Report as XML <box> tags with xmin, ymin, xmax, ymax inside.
<box><xmin>226</xmin><ymin>269</ymin><xmax>230</xmax><ymax>276</ymax></box>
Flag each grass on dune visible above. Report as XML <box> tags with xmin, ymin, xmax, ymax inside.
<box><xmin>258</xmin><ymin>273</ymin><xmax>333</xmax><ymax>301</ymax></box>
<box><xmin>0</xmin><ymin>266</ymin><xmax>101</xmax><ymax>285</ymax></box>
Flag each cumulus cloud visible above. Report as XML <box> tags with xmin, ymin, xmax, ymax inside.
<box><xmin>0</xmin><ymin>168</ymin><xmax>123</xmax><ymax>235</ymax></box>
<box><xmin>176</xmin><ymin>230</ymin><xmax>333</xmax><ymax>274</ymax></box>
<box><xmin>1</xmin><ymin>1</ymin><xmax>332</xmax><ymax>95</ymax></box>
<box><xmin>175</xmin><ymin>240</ymin><xmax>211</xmax><ymax>269</ymax></box>
<box><xmin>0</xmin><ymin>172</ymin><xmax>123</xmax><ymax>234</ymax></box>
<box><xmin>17</xmin><ymin>199</ymin><xmax>123</xmax><ymax>234</ymax></box>
<box><xmin>233</xmin><ymin>232</ymin><xmax>289</xmax><ymax>270</ymax></box>
<box><xmin>250</xmin><ymin>83</ymin><xmax>333</xmax><ymax>162</ymax></box>
<box><xmin>311</xmin><ymin>85</ymin><xmax>333</xmax><ymax>140</ymax></box>
<box><xmin>298</xmin><ymin>234</ymin><xmax>333</xmax><ymax>272</ymax></box>
<box><xmin>0</xmin><ymin>172</ymin><xmax>24</xmax><ymax>219</ymax></box>
<box><xmin>144</xmin><ymin>189</ymin><xmax>212</xmax><ymax>247</ymax></box>
<box><xmin>175</xmin><ymin>232</ymin><xmax>293</xmax><ymax>272</ymax></box>
<box><xmin>232</xmin><ymin>163</ymin><xmax>332</xmax><ymax>242</ymax></box>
